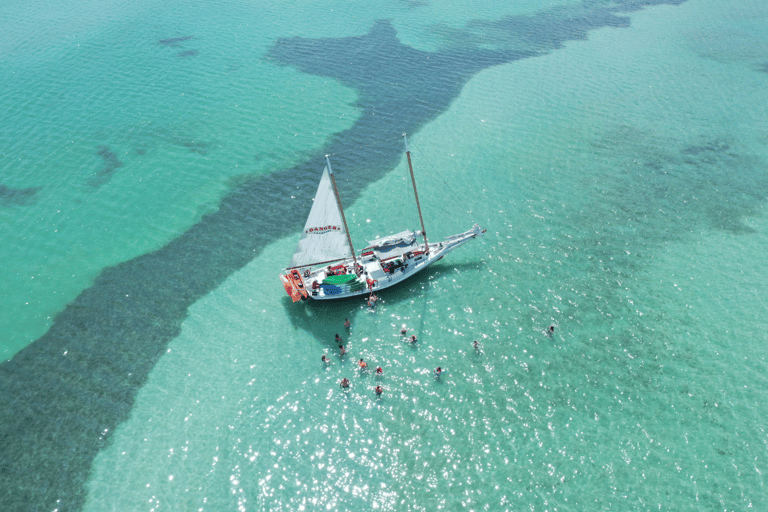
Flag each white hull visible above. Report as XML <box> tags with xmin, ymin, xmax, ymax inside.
<box><xmin>295</xmin><ymin>224</ymin><xmax>484</xmax><ymax>301</ymax></box>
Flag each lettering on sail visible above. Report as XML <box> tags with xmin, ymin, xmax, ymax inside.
<box><xmin>306</xmin><ymin>225</ymin><xmax>341</xmax><ymax>234</ymax></box>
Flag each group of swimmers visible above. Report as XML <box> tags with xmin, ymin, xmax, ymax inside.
<box><xmin>325</xmin><ymin>318</ymin><xmax>460</xmax><ymax>395</ymax></box>
<box><xmin>324</xmin><ymin>318</ymin><xmax>386</xmax><ymax>396</ymax></box>
<box><xmin>325</xmin><ymin>312</ymin><xmax>556</xmax><ymax>396</ymax></box>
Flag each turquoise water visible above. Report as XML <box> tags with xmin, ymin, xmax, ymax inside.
<box><xmin>1</xmin><ymin>0</ymin><xmax>767</xmax><ymax>510</ymax></box>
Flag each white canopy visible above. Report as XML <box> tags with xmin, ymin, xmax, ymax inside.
<box><xmin>365</xmin><ymin>230</ymin><xmax>420</xmax><ymax>259</ymax></box>
<box><xmin>289</xmin><ymin>166</ymin><xmax>352</xmax><ymax>268</ymax></box>
<box><xmin>366</xmin><ymin>230</ymin><xmax>418</xmax><ymax>248</ymax></box>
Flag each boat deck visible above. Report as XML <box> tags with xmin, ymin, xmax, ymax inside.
<box><xmin>294</xmin><ymin>224</ymin><xmax>484</xmax><ymax>300</ymax></box>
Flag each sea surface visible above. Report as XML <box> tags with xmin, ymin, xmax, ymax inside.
<box><xmin>1</xmin><ymin>0</ymin><xmax>767</xmax><ymax>510</ymax></box>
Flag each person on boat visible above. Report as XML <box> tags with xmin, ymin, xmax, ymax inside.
<box><xmin>322</xmin><ymin>355</ymin><xmax>330</xmax><ymax>364</ymax></box>
<box><xmin>339</xmin><ymin>345</ymin><xmax>347</xmax><ymax>356</ymax></box>
<box><xmin>344</xmin><ymin>318</ymin><xmax>351</xmax><ymax>329</ymax></box>
<box><xmin>376</xmin><ymin>366</ymin><xmax>383</xmax><ymax>375</ymax></box>
<box><xmin>374</xmin><ymin>385</ymin><xmax>383</xmax><ymax>396</ymax></box>
<box><xmin>358</xmin><ymin>359</ymin><xmax>368</xmax><ymax>370</ymax></box>
<box><xmin>434</xmin><ymin>367</ymin><xmax>443</xmax><ymax>377</ymax></box>
<box><xmin>410</xmin><ymin>335</ymin><xmax>418</xmax><ymax>344</ymax></box>
<box><xmin>335</xmin><ymin>333</ymin><xmax>342</xmax><ymax>345</ymax></box>
<box><xmin>340</xmin><ymin>378</ymin><xmax>350</xmax><ymax>389</ymax></box>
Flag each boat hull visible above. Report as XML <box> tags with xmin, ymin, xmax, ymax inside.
<box><xmin>283</xmin><ymin>224</ymin><xmax>484</xmax><ymax>301</ymax></box>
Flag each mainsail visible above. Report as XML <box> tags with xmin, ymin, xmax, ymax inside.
<box><xmin>288</xmin><ymin>166</ymin><xmax>352</xmax><ymax>268</ymax></box>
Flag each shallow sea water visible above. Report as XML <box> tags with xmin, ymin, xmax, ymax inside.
<box><xmin>2</xmin><ymin>0</ymin><xmax>767</xmax><ymax>510</ymax></box>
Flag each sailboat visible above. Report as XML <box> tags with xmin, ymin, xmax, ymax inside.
<box><xmin>280</xmin><ymin>134</ymin><xmax>485</xmax><ymax>302</ymax></box>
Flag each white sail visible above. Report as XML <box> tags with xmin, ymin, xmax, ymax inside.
<box><xmin>288</xmin><ymin>166</ymin><xmax>352</xmax><ymax>268</ymax></box>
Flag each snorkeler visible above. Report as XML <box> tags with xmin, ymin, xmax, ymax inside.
<box><xmin>410</xmin><ymin>335</ymin><xmax>418</xmax><ymax>344</ymax></box>
<box><xmin>434</xmin><ymin>367</ymin><xmax>443</xmax><ymax>377</ymax></box>
<box><xmin>340</xmin><ymin>378</ymin><xmax>350</xmax><ymax>389</ymax></box>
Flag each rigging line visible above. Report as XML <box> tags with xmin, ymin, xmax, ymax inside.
<box><xmin>324</xmin><ymin>134</ymin><xmax>400</xmax><ymax>159</ymax></box>
<box><xmin>409</xmin><ymin>141</ymin><xmax>484</xmax><ymax>227</ymax></box>
<box><xmin>397</xmin><ymin>161</ymin><xmax>409</xmax><ymax>217</ymax></box>
<box><xmin>324</xmin><ymin>134</ymin><xmax>487</xmax><ymax>230</ymax></box>
<box><xmin>325</xmin><ymin>140</ymin><xmax>374</xmax><ymax>158</ymax></box>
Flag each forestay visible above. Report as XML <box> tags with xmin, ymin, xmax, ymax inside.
<box><xmin>288</xmin><ymin>167</ymin><xmax>352</xmax><ymax>269</ymax></box>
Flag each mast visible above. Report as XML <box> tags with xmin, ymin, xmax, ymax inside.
<box><xmin>325</xmin><ymin>155</ymin><xmax>358</xmax><ymax>270</ymax></box>
<box><xmin>403</xmin><ymin>134</ymin><xmax>429</xmax><ymax>252</ymax></box>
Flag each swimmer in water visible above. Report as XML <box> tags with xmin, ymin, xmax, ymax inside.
<box><xmin>547</xmin><ymin>325</ymin><xmax>554</xmax><ymax>337</ymax></box>
<box><xmin>335</xmin><ymin>333</ymin><xmax>342</xmax><ymax>345</ymax></box>
<box><xmin>410</xmin><ymin>334</ymin><xmax>418</xmax><ymax>344</ymax></box>
<box><xmin>344</xmin><ymin>318</ymin><xmax>351</xmax><ymax>329</ymax></box>
<box><xmin>473</xmin><ymin>340</ymin><xmax>479</xmax><ymax>350</ymax></box>
<box><xmin>434</xmin><ymin>367</ymin><xmax>443</xmax><ymax>377</ymax></box>
<box><xmin>322</xmin><ymin>355</ymin><xmax>330</xmax><ymax>364</ymax></box>
<box><xmin>358</xmin><ymin>358</ymin><xmax>368</xmax><ymax>370</ymax></box>
<box><xmin>340</xmin><ymin>378</ymin><xmax>350</xmax><ymax>389</ymax></box>
<box><xmin>376</xmin><ymin>366</ymin><xmax>383</xmax><ymax>375</ymax></box>
<box><xmin>375</xmin><ymin>385</ymin><xmax>383</xmax><ymax>395</ymax></box>
<box><xmin>400</xmin><ymin>325</ymin><xmax>407</xmax><ymax>335</ymax></box>
<box><xmin>339</xmin><ymin>345</ymin><xmax>347</xmax><ymax>355</ymax></box>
